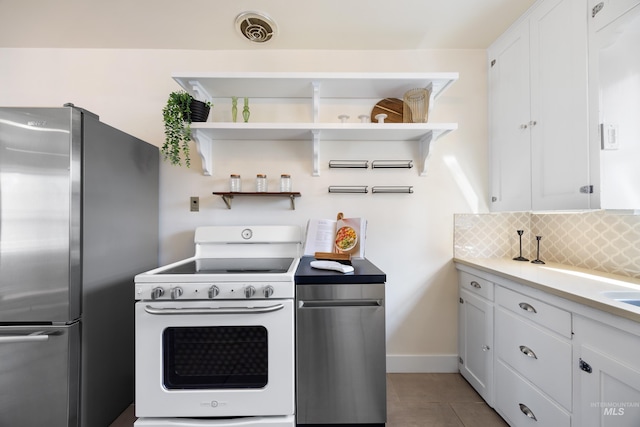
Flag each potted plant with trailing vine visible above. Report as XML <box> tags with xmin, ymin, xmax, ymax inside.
<box><xmin>162</xmin><ymin>91</ymin><xmax>212</xmax><ymax>167</ymax></box>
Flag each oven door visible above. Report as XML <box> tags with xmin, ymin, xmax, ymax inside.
<box><xmin>135</xmin><ymin>299</ymin><xmax>294</xmax><ymax>418</ymax></box>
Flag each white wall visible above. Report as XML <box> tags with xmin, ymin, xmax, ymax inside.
<box><xmin>0</xmin><ymin>48</ymin><xmax>489</xmax><ymax>372</ymax></box>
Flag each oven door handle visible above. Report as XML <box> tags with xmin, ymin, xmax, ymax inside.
<box><xmin>143</xmin><ymin>304</ymin><xmax>285</xmax><ymax>315</ymax></box>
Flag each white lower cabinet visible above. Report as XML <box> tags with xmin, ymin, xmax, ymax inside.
<box><xmin>456</xmin><ymin>264</ymin><xmax>640</xmax><ymax>427</ymax></box>
<box><xmin>494</xmin><ymin>285</ymin><xmax>572</xmax><ymax>425</ymax></box>
<box><xmin>458</xmin><ymin>271</ymin><xmax>494</xmax><ymax>406</ymax></box>
<box><xmin>496</xmin><ymin>360</ymin><xmax>571</xmax><ymax>427</ymax></box>
<box><xmin>495</xmin><ymin>285</ymin><xmax>572</xmax><ymax>339</ymax></box>
<box><xmin>495</xmin><ymin>307</ymin><xmax>572</xmax><ymax>410</ymax></box>
<box><xmin>573</xmin><ymin>315</ymin><xmax>640</xmax><ymax>427</ymax></box>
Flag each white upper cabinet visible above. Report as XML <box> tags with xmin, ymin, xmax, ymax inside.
<box><xmin>488</xmin><ymin>21</ymin><xmax>532</xmax><ymax>212</ymax></box>
<box><xmin>489</xmin><ymin>0</ymin><xmax>592</xmax><ymax>211</ymax></box>
<box><xmin>588</xmin><ymin>0</ymin><xmax>640</xmax><ymax>209</ymax></box>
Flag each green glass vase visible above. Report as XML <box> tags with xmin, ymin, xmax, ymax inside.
<box><xmin>231</xmin><ymin>96</ymin><xmax>238</xmax><ymax>123</ymax></box>
<box><xmin>242</xmin><ymin>97</ymin><xmax>250</xmax><ymax>123</ymax></box>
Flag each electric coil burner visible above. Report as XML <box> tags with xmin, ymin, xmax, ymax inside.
<box><xmin>134</xmin><ymin>226</ymin><xmax>301</xmax><ymax>427</ymax></box>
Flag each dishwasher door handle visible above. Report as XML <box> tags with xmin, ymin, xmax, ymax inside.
<box><xmin>298</xmin><ymin>299</ymin><xmax>382</xmax><ymax>308</ymax></box>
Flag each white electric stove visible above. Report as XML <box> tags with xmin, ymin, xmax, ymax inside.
<box><xmin>134</xmin><ymin>225</ymin><xmax>301</xmax><ymax>427</ymax></box>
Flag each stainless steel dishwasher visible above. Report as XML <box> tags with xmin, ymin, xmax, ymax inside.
<box><xmin>296</xmin><ymin>281</ymin><xmax>386</xmax><ymax>426</ymax></box>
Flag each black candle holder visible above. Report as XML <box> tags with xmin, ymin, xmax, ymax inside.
<box><xmin>513</xmin><ymin>230</ymin><xmax>529</xmax><ymax>262</ymax></box>
<box><xmin>531</xmin><ymin>236</ymin><xmax>545</xmax><ymax>264</ymax></box>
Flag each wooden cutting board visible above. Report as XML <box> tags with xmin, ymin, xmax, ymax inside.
<box><xmin>370</xmin><ymin>98</ymin><xmax>407</xmax><ymax>123</ymax></box>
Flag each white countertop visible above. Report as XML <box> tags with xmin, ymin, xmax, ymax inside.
<box><xmin>454</xmin><ymin>257</ymin><xmax>640</xmax><ymax>323</ymax></box>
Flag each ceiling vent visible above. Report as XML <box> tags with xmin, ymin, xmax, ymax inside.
<box><xmin>235</xmin><ymin>11</ymin><xmax>277</xmax><ymax>44</ymax></box>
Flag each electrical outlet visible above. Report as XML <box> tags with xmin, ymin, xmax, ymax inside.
<box><xmin>190</xmin><ymin>196</ymin><xmax>199</xmax><ymax>212</ymax></box>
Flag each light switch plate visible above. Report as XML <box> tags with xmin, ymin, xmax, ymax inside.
<box><xmin>601</xmin><ymin>123</ymin><xmax>620</xmax><ymax>150</ymax></box>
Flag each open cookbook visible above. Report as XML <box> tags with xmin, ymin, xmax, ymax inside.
<box><xmin>303</xmin><ymin>213</ymin><xmax>367</xmax><ymax>259</ymax></box>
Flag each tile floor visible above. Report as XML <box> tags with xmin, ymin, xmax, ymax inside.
<box><xmin>109</xmin><ymin>373</ymin><xmax>508</xmax><ymax>427</ymax></box>
<box><xmin>386</xmin><ymin>373</ymin><xmax>507</xmax><ymax>427</ymax></box>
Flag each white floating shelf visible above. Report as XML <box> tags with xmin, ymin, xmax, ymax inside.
<box><xmin>173</xmin><ymin>72</ymin><xmax>458</xmax><ymax>100</ymax></box>
<box><xmin>191</xmin><ymin>122</ymin><xmax>457</xmax><ymax>141</ymax></box>
<box><xmin>176</xmin><ymin>72</ymin><xmax>458</xmax><ymax>176</ymax></box>
<box><xmin>192</xmin><ymin>123</ymin><xmax>457</xmax><ymax>176</ymax></box>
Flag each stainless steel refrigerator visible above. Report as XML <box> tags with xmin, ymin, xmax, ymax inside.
<box><xmin>0</xmin><ymin>105</ymin><xmax>159</xmax><ymax>426</ymax></box>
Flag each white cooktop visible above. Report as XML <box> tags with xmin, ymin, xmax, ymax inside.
<box><xmin>135</xmin><ymin>225</ymin><xmax>302</xmax><ymax>301</ymax></box>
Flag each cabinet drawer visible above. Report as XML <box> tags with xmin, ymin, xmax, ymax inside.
<box><xmin>496</xmin><ymin>285</ymin><xmax>571</xmax><ymax>338</ymax></box>
<box><xmin>495</xmin><ymin>360</ymin><xmax>571</xmax><ymax>427</ymax></box>
<box><xmin>459</xmin><ymin>271</ymin><xmax>494</xmax><ymax>301</ymax></box>
<box><xmin>496</xmin><ymin>307</ymin><xmax>572</xmax><ymax>410</ymax></box>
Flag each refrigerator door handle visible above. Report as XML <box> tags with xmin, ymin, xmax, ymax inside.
<box><xmin>0</xmin><ymin>331</ymin><xmax>50</xmax><ymax>344</ymax></box>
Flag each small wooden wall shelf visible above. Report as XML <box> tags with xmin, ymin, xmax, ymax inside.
<box><xmin>212</xmin><ymin>192</ymin><xmax>301</xmax><ymax>210</ymax></box>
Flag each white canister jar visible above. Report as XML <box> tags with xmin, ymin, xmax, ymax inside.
<box><xmin>256</xmin><ymin>174</ymin><xmax>268</xmax><ymax>192</ymax></box>
<box><xmin>280</xmin><ymin>174</ymin><xmax>292</xmax><ymax>192</ymax></box>
<box><xmin>229</xmin><ymin>174</ymin><xmax>242</xmax><ymax>192</ymax></box>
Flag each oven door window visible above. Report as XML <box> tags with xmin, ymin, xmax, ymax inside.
<box><xmin>163</xmin><ymin>326</ymin><xmax>268</xmax><ymax>389</ymax></box>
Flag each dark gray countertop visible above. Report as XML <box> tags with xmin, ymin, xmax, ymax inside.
<box><xmin>295</xmin><ymin>256</ymin><xmax>386</xmax><ymax>284</ymax></box>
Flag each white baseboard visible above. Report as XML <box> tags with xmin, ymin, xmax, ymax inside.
<box><xmin>386</xmin><ymin>354</ymin><xmax>459</xmax><ymax>373</ymax></box>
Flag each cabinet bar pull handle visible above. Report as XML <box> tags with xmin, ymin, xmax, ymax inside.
<box><xmin>470</xmin><ymin>281</ymin><xmax>481</xmax><ymax>289</ymax></box>
<box><xmin>519</xmin><ymin>345</ymin><xmax>538</xmax><ymax>359</ymax></box>
<box><xmin>519</xmin><ymin>403</ymin><xmax>537</xmax><ymax>421</ymax></box>
<box><xmin>518</xmin><ymin>302</ymin><xmax>537</xmax><ymax>313</ymax></box>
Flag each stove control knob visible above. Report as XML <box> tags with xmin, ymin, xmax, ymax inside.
<box><xmin>208</xmin><ymin>285</ymin><xmax>220</xmax><ymax>299</ymax></box>
<box><xmin>263</xmin><ymin>286</ymin><xmax>274</xmax><ymax>298</ymax></box>
<box><xmin>171</xmin><ymin>287</ymin><xmax>183</xmax><ymax>299</ymax></box>
<box><xmin>244</xmin><ymin>285</ymin><xmax>256</xmax><ymax>299</ymax></box>
<box><xmin>151</xmin><ymin>287</ymin><xmax>164</xmax><ymax>300</ymax></box>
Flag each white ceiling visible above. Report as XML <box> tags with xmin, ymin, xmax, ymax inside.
<box><xmin>0</xmin><ymin>0</ymin><xmax>536</xmax><ymax>50</ymax></box>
